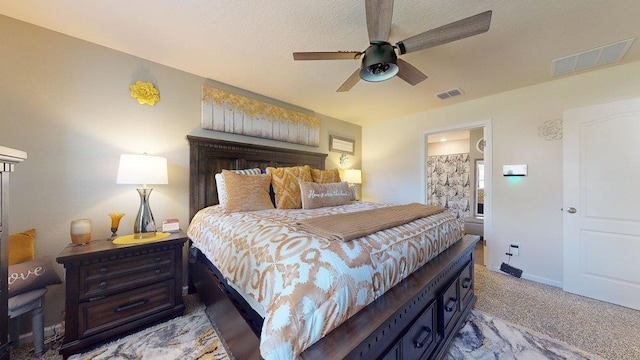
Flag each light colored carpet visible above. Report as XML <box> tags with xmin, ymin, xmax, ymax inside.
<box><xmin>474</xmin><ymin>264</ymin><xmax>640</xmax><ymax>360</ymax></box>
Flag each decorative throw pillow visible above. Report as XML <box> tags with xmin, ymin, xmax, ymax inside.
<box><xmin>8</xmin><ymin>229</ymin><xmax>36</xmax><ymax>265</ymax></box>
<box><xmin>215</xmin><ymin>168</ymin><xmax>262</xmax><ymax>208</ymax></box>
<box><xmin>8</xmin><ymin>255</ymin><xmax>62</xmax><ymax>297</ymax></box>
<box><xmin>266</xmin><ymin>166</ymin><xmax>313</xmax><ymax>209</ymax></box>
<box><xmin>310</xmin><ymin>168</ymin><xmax>341</xmax><ymax>183</ymax></box>
<box><xmin>299</xmin><ymin>181</ymin><xmax>352</xmax><ymax>209</ymax></box>
<box><xmin>222</xmin><ymin>170</ymin><xmax>274</xmax><ymax>213</ymax></box>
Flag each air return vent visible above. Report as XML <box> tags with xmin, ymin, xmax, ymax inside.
<box><xmin>436</xmin><ymin>88</ymin><xmax>464</xmax><ymax>100</ymax></box>
<box><xmin>552</xmin><ymin>38</ymin><xmax>635</xmax><ymax>77</ymax></box>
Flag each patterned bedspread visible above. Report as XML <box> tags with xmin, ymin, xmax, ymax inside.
<box><xmin>187</xmin><ymin>201</ymin><xmax>462</xmax><ymax>360</ymax></box>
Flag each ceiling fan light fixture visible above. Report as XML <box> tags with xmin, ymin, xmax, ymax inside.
<box><xmin>360</xmin><ymin>42</ymin><xmax>398</xmax><ymax>82</ymax></box>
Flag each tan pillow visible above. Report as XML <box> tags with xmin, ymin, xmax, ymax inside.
<box><xmin>222</xmin><ymin>170</ymin><xmax>274</xmax><ymax>213</ymax></box>
<box><xmin>215</xmin><ymin>168</ymin><xmax>262</xmax><ymax>208</ymax></box>
<box><xmin>266</xmin><ymin>166</ymin><xmax>313</xmax><ymax>209</ymax></box>
<box><xmin>8</xmin><ymin>255</ymin><xmax>62</xmax><ymax>297</ymax></box>
<box><xmin>299</xmin><ymin>181</ymin><xmax>352</xmax><ymax>209</ymax></box>
<box><xmin>310</xmin><ymin>168</ymin><xmax>341</xmax><ymax>183</ymax></box>
<box><xmin>8</xmin><ymin>229</ymin><xmax>36</xmax><ymax>265</ymax></box>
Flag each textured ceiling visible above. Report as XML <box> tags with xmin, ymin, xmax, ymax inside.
<box><xmin>2</xmin><ymin>1</ymin><xmax>639</xmax><ymax>126</ymax></box>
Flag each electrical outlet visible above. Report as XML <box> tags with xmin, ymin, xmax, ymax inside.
<box><xmin>510</xmin><ymin>244</ymin><xmax>520</xmax><ymax>256</ymax></box>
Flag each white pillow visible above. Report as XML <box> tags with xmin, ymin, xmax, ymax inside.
<box><xmin>215</xmin><ymin>168</ymin><xmax>262</xmax><ymax>208</ymax></box>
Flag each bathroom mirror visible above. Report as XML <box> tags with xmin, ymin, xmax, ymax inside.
<box><xmin>475</xmin><ymin>159</ymin><xmax>485</xmax><ymax>216</ymax></box>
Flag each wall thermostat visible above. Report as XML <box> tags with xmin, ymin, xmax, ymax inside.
<box><xmin>503</xmin><ymin>164</ymin><xmax>527</xmax><ymax>176</ymax></box>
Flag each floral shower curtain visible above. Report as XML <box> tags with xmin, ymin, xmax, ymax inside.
<box><xmin>426</xmin><ymin>153</ymin><xmax>471</xmax><ymax>222</ymax></box>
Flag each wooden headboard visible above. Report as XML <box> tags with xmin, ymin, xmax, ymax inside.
<box><xmin>188</xmin><ymin>135</ymin><xmax>328</xmax><ymax>219</ymax></box>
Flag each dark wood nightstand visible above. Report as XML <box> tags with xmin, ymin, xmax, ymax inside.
<box><xmin>56</xmin><ymin>231</ymin><xmax>187</xmax><ymax>358</ymax></box>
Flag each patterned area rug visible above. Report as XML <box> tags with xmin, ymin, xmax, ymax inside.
<box><xmin>68</xmin><ymin>303</ymin><xmax>230</xmax><ymax>360</ymax></box>
<box><xmin>13</xmin><ymin>303</ymin><xmax>600</xmax><ymax>359</ymax></box>
<box><xmin>68</xmin><ymin>309</ymin><xmax>599</xmax><ymax>360</ymax></box>
<box><xmin>448</xmin><ymin>310</ymin><xmax>605</xmax><ymax>360</ymax></box>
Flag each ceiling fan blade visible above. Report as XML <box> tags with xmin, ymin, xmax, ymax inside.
<box><xmin>365</xmin><ymin>0</ymin><xmax>394</xmax><ymax>42</ymax></box>
<box><xmin>337</xmin><ymin>69</ymin><xmax>361</xmax><ymax>92</ymax></box>
<box><xmin>293</xmin><ymin>52</ymin><xmax>362</xmax><ymax>60</ymax></box>
<box><xmin>396</xmin><ymin>10</ymin><xmax>492</xmax><ymax>54</ymax></box>
<box><xmin>396</xmin><ymin>59</ymin><xmax>427</xmax><ymax>86</ymax></box>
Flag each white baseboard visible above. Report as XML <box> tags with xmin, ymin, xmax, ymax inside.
<box><xmin>488</xmin><ymin>265</ymin><xmax>563</xmax><ymax>288</ymax></box>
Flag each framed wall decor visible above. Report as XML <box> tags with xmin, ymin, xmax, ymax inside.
<box><xmin>329</xmin><ymin>135</ymin><xmax>355</xmax><ymax>155</ymax></box>
<box><xmin>201</xmin><ymin>84</ymin><xmax>320</xmax><ymax>146</ymax></box>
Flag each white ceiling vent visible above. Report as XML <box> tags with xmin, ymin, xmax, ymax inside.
<box><xmin>436</xmin><ymin>88</ymin><xmax>464</xmax><ymax>100</ymax></box>
<box><xmin>552</xmin><ymin>38</ymin><xmax>635</xmax><ymax>77</ymax></box>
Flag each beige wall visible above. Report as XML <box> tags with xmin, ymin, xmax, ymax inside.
<box><xmin>363</xmin><ymin>60</ymin><xmax>640</xmax><ymax>286</ymax></box>
<box><xmin>0</xmin><ymin>16</ymin><xmax>360</xmax><ymax>329</ymax></box>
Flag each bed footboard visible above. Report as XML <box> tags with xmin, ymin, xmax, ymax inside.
<box><xmin>191</xmin><ymin>235</ymin><xmax>479</xmax><ymax>360</ymax></box>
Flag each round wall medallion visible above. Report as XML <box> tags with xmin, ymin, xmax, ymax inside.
<box><xmin>476</xmin><ymin>138</ymin><xmax>486</xmax><ymax>153</ymax></box>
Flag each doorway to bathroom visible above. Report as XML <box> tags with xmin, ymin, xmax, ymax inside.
<box><xmin>424</xmin><ymin>120</ymin><xmax>491</xmax><ymax>266</ymax></box>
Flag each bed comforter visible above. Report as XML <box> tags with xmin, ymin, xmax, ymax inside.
<box><xmin>187</xmin><ymin>201</ymin><xmax>462</xmax><ymax>360</ymax></box>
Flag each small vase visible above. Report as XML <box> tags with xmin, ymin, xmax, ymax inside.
<box><xmin>70</xmin><ymin>218</ymin><xmax>92</xmax><ymax>245</ymax></box>
<box><xmin>109</xmin><ymin>213</ymin><xmax>125</xmax><ymax>238</ymax></box>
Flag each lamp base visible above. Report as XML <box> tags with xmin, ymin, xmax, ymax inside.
<box><xmin>134</xmin><ymin>188</ymin><xmax>157</xmax><ymax>239</ymax></box>
<box><xmin>133</xmin><ymin>231</ymin><xmax>157</xmax><ymax>239</ymax></box>
<box><xmin>349</xmin><ymin>184</ymin><xmax>358</xmax><ymax>201</ymax></box>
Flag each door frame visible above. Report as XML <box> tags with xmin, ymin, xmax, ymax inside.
<box><xmin>423</xmin><ymin>119</ymin><xmax>493</xmax><ymax>266</ymax></box>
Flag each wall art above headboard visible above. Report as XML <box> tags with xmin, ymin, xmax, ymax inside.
<box><xmin>201</xmin><ymin>84</ymin><xmax>320</xmax><ymax>146</ymax></box>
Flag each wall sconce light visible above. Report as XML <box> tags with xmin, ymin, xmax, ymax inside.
<box><xmin>116</xmin><ymin>153</ymin><xmax>168</xmax><ymax>238</ymax></box>
<box><xmin>339</xmin><ymin>154</ymin><xmax>350</xmax><ymax>168</ymax></box>
<box><xmin>343</xmin><ymin>169</ymin><xmax>362</xmax><ymax>201</ymax></box>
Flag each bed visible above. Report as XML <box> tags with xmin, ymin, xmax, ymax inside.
<box><xmin>187</xmin><ymin>135</ymin><xmax>478</xmax><ymax>360</ymax></box>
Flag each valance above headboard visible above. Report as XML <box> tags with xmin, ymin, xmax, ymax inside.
<box><xmin>188</xmin><ymin>135</ymin><xmax>327</xmax><ymax>219</ymax></box>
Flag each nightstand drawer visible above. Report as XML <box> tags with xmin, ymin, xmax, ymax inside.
<box><xmin>80</xmin><ymin>249</ymin><xmax>175</xmax><ymax>300</ymax></box>
<box><xmin>78</xmin><ymin>280</ymin><xmax>175</xmax><ymax>338</ymax></box>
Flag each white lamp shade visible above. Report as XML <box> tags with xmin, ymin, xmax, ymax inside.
<box><xmin>116</xmin><ymin>154</ymin><xmax>168</xmax><ymax>186</ymax></box>
<box><xmin>343</xmin><ymin>169</ymin><xmax>362</xmax><ymax>184</ymax></box>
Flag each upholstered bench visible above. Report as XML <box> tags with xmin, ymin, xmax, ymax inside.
<box><xmin>463</xmin><ymin>216</ymin><xmax>484</xmax><ymax>238</ymax></box>
<box><xmin>8</xmin><ymin>229</ymin><xmax>62</xmax><ymax>356</ymax></box>
<box><xmin>8</xmin><ymin>288</ymin><xmax>47</xmax><ymax>356</ymax></box>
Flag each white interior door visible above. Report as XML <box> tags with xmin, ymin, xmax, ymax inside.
<box><xmin>563</xmin><ymin>98</ymin><xmax>640</xmax><ymax>310</ymax></box>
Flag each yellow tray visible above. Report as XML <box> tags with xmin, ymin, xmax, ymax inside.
<box><xmin>113</xmin><ymin>232</ymin><xmax>171</xmax><ymax>245</ymax></box>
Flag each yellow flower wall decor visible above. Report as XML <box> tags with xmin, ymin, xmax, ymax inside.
<box><xmin>129</xmin><ymin>81</ymin><xmax>160</xmax><ymax>105</ymax></box>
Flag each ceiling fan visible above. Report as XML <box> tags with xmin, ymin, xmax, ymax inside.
<box><xmin>293</xmin><ymin>0</ymin><xmax>492</xmax><ymax>92</ymax></box>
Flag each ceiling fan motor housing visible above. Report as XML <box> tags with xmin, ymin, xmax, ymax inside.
<box><xmin>360</xmin><ymin>41</ymin><xmax>399</xmax><ymax>82</ymax></box>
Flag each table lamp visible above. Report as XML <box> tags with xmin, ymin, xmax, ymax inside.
<box><xmin>343</xmin><ymin>169</ymin><xmax>362</xmax><ymax>201</ymax></box>
<box><xmin>116</xmin><ymin>154</ymin><xmax>168</xmax><ymax>239</ymax></box>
